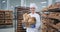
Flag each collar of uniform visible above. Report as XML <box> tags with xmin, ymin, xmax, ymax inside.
<box><xmin>30</xmin><ymin>12</ymin><xmax>36</xmax><ymax>15</ymax></box>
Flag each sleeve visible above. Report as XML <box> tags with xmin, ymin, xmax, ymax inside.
<box><xmin>35</xmin><ymin>14</ymin><xmax>41</xmax><ymax>29</ymax></box>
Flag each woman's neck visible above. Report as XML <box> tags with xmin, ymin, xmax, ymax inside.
<box><xmin>31</xmin><ymin>12</ymin><xmax>35</xmax><ymax>14</ymax></box>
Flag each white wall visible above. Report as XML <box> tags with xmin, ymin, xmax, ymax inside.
<box><xmin>0</xmin><ymin>0</ymin><xmax>56</xmax><ymax>11</ymax></box>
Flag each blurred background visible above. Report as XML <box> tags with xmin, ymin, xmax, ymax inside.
<box><xmin>0</xmin><ymin>0</ymin><xmax>60</xmax><ymax>32</ymax></box>
<box><xmin>0</xmin><ymin>0</ymin><xmax>58</xmax><ymax>11</ymax></box>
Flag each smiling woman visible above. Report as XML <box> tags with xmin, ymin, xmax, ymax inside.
<box><xmin>0</xmin><ymin>0</ymin><xmax>59</xmax><ymax>32</ymax></box>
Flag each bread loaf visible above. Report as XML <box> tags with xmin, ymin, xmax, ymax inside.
<box><xmin>28</xmin><ymin>17</ymin><xmax>36</xmax><ymax>25</ymax></box>
<box><xmin>23</xmin><ymin>13</ymin><xmax>36</xmax><ymax>27</ymax></box>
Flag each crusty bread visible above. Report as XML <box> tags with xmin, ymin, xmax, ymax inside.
<box><xmin>23</xmin><ymin>13</ymin><xmax>36</xmax><ymax>27</ymax></box>
<box><xmin>28</xmin><ymin>17</ymin><xmax>36</xmax><ymax>25</ymax></box>
<box><xmin>23</xmin><ymin>13</ymin><xmax>29</xmax><ymax>22</ymax></box>
<box><xmin>56</xmin><ymin>23</ymin><xmax>60</xmax><ymax>28</ymax></box>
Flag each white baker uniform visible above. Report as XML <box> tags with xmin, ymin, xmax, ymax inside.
<box><xmin>26</xmin><ymin>13</ymin><xmax>41</xmax><ymax>32</ymax></box>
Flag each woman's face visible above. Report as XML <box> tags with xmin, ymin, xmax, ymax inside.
<box><xmin>30</xmin><ymin>7</ymin><xmax>35</xmax><ymax>13</ymax></box>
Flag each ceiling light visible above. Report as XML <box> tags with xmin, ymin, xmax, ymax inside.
<box><xmin>41</xmin><ymin>1</ymin><xmax>47</xmax><ymax>4</ymax></box>
<box><xmin>2</xmin><ymin>1</ymin><xmax>6</xmax><ymax>3</ymax></box>
<box><xmin>42</xmin><ymin>6</ymin><xmax>46</xmax><ymax>8</ymax></box>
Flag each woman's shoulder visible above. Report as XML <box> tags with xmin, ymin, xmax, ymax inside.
<box><xmin>35</xmin><ymin>13</ymin><xmax>40</xmax><ymax>16</ymax></box>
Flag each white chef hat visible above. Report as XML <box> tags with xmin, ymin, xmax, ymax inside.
<box><xmin>30</xmin><ymin>3</ymin><xmax>37</xmax><ymax>9</ymax></box>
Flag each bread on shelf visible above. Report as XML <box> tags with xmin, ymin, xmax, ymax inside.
<box><xmin>42</xmin><ymin>3</ymin><xmax>60</xmax><ymax>12</ymax></box>
<box><xmin>0</xmin><ymin>10</ymin><xmax>13</xmax><ymax>26</ymax></box>
<box><xmin>42</xmin><ymin>2</ymin><xmax>60</xmax><ymax>32</ymax></box>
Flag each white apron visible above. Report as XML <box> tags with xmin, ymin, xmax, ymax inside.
<box><xmin>26</xmin><ymin>13</ymin><xmax>41</xmax><ymax>32</ymax></box>
<box><xmin>26</xmin><ymin>28</ymin><xmax>38</xmax><ymax>32</ymax></box>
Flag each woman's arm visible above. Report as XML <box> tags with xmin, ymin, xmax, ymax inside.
<box><xmin>35</xmin><ymin>14</ymin><xmax>41</xmax><ymax>29</ymax></box>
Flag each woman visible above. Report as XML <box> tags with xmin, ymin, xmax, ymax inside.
<box><xmin>26</xmin><ymin>3</ymin><xmax>41</xmax><ymax>32</ymax></box>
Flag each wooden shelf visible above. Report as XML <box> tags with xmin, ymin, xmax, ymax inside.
<box><xmin>0</xmin><ymin>10</ymin><xmax>13</xmax><ymax>26</ymax></box>
<box><xmin>42</xmin><ymin>3</ymin><xmax>60</xmax><ymax>12</ymax></box>
<box><xmin>15</xmin><ymin>6</ymin><xmax>30</xmax><ymax>32</ymax></box>
<box><xmin>41</xmin><ymin>3</ymin><xmax>60</xmax><ymax>32</ymax></box>
<box><xmin>42</xmin><ymin>13</ymin><xmax>60</xmax><ymax>20</ymax></box>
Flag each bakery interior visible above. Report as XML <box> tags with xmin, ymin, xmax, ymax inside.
<box><xmin>0</xmin><ymin>0</ymin><xmax>60</xmax><ymax>32</ymax></box>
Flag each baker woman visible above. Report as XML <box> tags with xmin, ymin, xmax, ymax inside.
<box><xmin>26</xmin><ymin>3</ymin><xmax>41</xmax><ymax>32</ymax></box>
